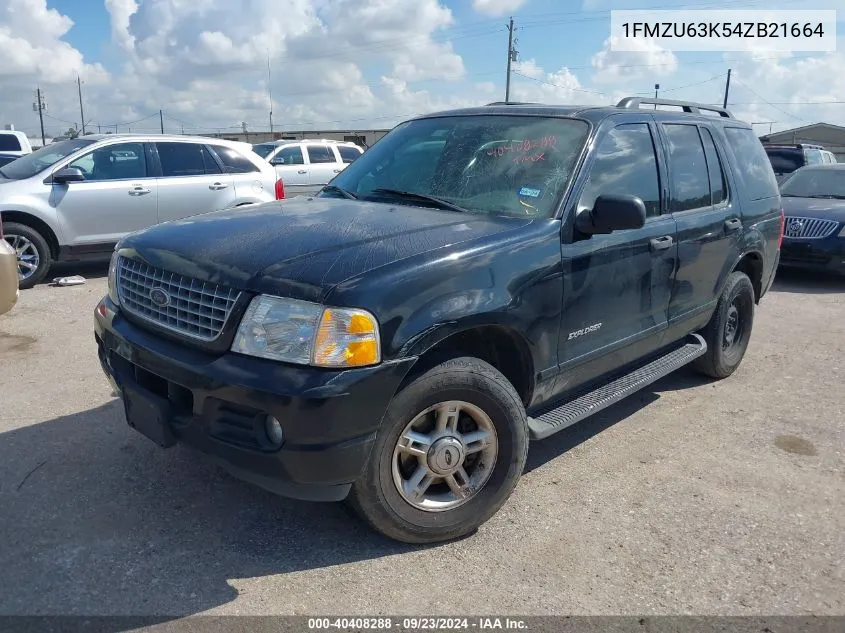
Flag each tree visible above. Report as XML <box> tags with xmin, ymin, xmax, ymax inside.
<box><xmin>65</xmin><ymin>127</ymin><xmax>79</xmax><ymax>139</ymax></box>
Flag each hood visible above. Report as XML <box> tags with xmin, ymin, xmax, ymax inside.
<box><xmin>119</xmin><ymin>197</ymin><xmax>533</xmax><ymax>302</ymax></box>
<box><xmin>781</xmin><ymin>196</ymin><xmax>845</xmax><ymax>224</ymax></box>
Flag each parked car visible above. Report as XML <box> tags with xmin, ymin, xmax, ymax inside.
<box><xmin>763</xmin><ymin>143</ymin><xmax>830</xmax><ymax>183</ymax></box>
<box><xmin>252</xmin><ymin>139</ymin><xmax>364</xmax><ymax>196</ymax></box>
<box><xmin>0</xmin><ymin>153</ymin><xmax>19</xmax><ymax>168</ymax></box>
<box><xmin>0</xmin><ymin>131</ymin><xmax>33</xmax><ymax>157</ymax></box>
<box><xmin>0</xmin><ymin>134</ymin><xmax>282</xmax><ymax>288</ymax></box>
<box><xmin>779</xmin><ymin>164</ymin><xmax>845</xmax><ymax>276</ymax></box>
<box><xmin>0</xmin><ymin>214</ymin><xmax>19</xmax><ymax>316</ymax></box>
<box><xmin>94</xmin><ymin>98</ymin><xmax>782</xmax><ymax>544</ymax></box>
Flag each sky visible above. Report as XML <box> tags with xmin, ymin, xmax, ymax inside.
<box><xmin>2</xmin><ymin>0</ymin><xmax>845</xmax><ymax>140</ymax></box>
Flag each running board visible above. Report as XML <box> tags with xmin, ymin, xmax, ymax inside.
<box><xmin>527</xmin><ymin>334</ymin><xmax>707</xmax><ymax>440</ymax></box>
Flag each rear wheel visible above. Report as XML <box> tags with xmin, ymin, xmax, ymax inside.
<box><xmin>3</xmin><ymin>222</ymin><xmax>52</xmax><ymax>289</ymax></box>
<box><xmin>348</xmin><ymin>357</ymin><xmax>528</xmax><ymax>544</ymax></box>
<box><xmin>692</xmin><ymin>271</ymin><xmax>755</xmax><ymax>379</ymax></box>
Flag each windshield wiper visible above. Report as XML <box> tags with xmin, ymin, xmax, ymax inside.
<box><xmin>321</xmin><ymin>184</ymin><xmax>358</xmax><ymax>199</ymax></box>
<box><xmin>368</xmin><ymin>188</ymin><xmax>470</xmax><ymax>213</ymax></box>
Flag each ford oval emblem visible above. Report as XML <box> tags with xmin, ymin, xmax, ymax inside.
<box><xmin>149</xmin><ymin>287</ymin><xmax>170</xmax><ymax>308</ymax></box>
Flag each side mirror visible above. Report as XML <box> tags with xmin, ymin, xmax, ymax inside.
<box><xmin>576</xmin><ymin>194</ymin><xmax>646</xmax><ymax>235</ymax></box>
<box><xmin>52</xmin><ymin>167</ymin><xmax>85</xmax><ymax>184</ymax></box>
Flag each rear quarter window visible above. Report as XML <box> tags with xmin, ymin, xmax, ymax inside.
<box><xmin>724</xmin><ymin>128</ymin><xmax>779</xmax><ymax>200</ymax></box>
<box><xmin>0</xmin><ymin>135</ymin><xmax>22</xmax><ymax>152</ymax></box>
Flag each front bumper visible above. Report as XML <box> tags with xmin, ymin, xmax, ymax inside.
<box><xmin>0</xmin><ymin>238</ymin><xmax>18</xmax><ymax>316</ymax></box>
<box><xmin>779</xmin><ymin>236</ymin><xmax>845</xmax><ymax>275</ymax></box>
<box><xmin>94</xmin><ymin>296</ymin><xmax>415</xmax><ymax>501</ymax></box>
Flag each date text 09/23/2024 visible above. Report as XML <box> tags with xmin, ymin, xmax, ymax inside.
<box><xmin>307</xmin><ymin>617</ymin><xmax>529</xmax><ymax>630</ymax></box>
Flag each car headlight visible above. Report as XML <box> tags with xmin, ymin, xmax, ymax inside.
<box><xmin>231</xmin><ymin>295</ymin><xmax>381</xmax><ymax>368</ymax></box>
<box><xmin>107</xmin><ymin>250</ymin><xmax>119</xmax><ymax>303</ymax></box>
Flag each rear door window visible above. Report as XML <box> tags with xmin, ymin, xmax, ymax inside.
<box><xmin>306</xmin><ymin>145</ymin><xmax>337</xmax><ymax>164</ymax></box>
<box><xmin>338</xmin><ymin>146</ymin><xmax>362</xmax><ymax>164</ymax></box>
<box><xmin>272</xmin><ymin>146</ymin><xmax>304</xmax><ymax>165</ymax></box>
<box><xmin>210</xmin><ymin>145</ymin><xmax>259</xmax><ymax>173</ymax></box>
<box><xmin>663</xmin><ymin>124</ymin><xmax>711</xmax><ymax>212</ymax></box>
<box><xmin>725</xmin><ymin>128</ymin><xmax>780</xmax><ymax>200</ymax></box>
<box><xmin>156</xmin><ymin>142</ymin><xmax>218</xmax><ymax>177</ymax></box>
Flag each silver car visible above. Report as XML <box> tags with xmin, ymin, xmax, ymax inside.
<box><xmin>0</xmin><ymin>134</ymin><xmax>281</xmax><ymax>288</ymax></box>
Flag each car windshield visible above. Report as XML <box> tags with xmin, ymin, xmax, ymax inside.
<box><xmin>0</xmin><ymin>138</ymin><xmax>95</xmax><ymax>180</ymax></box>
<box><xmin>321</xmin><ymin>115</ymin><xmax>590</xmax><ymax>218</ymax></box>
<box><xmin>252</xmin><ymin>143</ymin><xmax>276</xmax><ymax>159</ymax></box>
<box><xmin>780</xmin><ymin>168</ymin><xmax>845</xmax><ymax>199</ymax></box>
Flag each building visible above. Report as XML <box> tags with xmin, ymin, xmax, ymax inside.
<box><xmin>204</xmin><ymin>129</ymin><xmax>391</xmax><ymax>149</ymax></box>
<box><xmin>759</xmin><ymin>123</ymin><xmax>845</xmax><ymax>161</ymax></box>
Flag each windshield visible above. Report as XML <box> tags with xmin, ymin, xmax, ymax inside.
<box><xmin>252</xmin><ymin>143</ymin><xmax>276</xmax><ymax>159</ymax></box>
<box><xmin>0</xmin><ymin>139</ymin><xmax>95</xmax><ymax>180</ymax></box>
<box><xmin>780</xmin><ymin>168</ymin><xmax>845</xmax><ymax>198</ymax></box>
<box><xmin>322</xmin><ymin>115</ymin><xmax>589</xmax><ymax>218</ymax></box>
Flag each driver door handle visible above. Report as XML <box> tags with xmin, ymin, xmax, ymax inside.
<box><xmin>650</xmin><ymin>235</ymin><xmax>674</xmax><ymax>251</ymax></box>
<box><xmin>724</xmin><ymin>218</ymin><xmax>742</xmax><ymax>233</ymax></box>
<box><xmin>297</xmin><ymin>169</ymin><xmax>308</xmax><ymax>174</ymax></box>
<box><xmin>128</xmin><ymin>186</ymin><xmax>151</xmax><ymax>196</ymax></box>
<box><xmin>209</xmin><ymin>182</ymin><xmax>229</xmax><ymax>190</ymax></box>
<box><xmin>333</xmin><ymin>168</ymin><xmax>342</xmax><ymax>173</ymax></box>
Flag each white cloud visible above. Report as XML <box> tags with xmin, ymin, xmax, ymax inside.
<box><xmin>472</xmin><ymin>0</ymin><xmax>529</xmax><ymax>16</ymax></box>
<box><xmin>104</xmin><ymin>0</ymin><xmax>138</xmax><ymax>52</ymax></box>
<box><xmin>591</xmin><ymin>35</ymin><xmax>677</xmax><ymax>84</ymax></box>
<box><xmin>513</xmin><ymin>59</ymin><xmax>544</xmax><ymax>79</ymax></box>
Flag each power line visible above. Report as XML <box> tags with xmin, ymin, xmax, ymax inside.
<box><xmin>659</xmin><ymin>73</ymin><xmax>727</xmax><ymax>93</ymax></box>
<box><xmin>731</xmin><ymin>77</ymin><xmax>808</xmax><ymax>122</ymax></box>
<box><xmin>511</xmin><ymin>71</ymin><xmax>608</xmax><ymax>96</ymax></box>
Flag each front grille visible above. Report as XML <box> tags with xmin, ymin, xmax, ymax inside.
<box><xmin>783</xmin><ymin>216</ymin><xmax>840</xmax><ymax>239</ymax></box>
<box><xmin>117</xmin><ymin>257</ymin><xmax>240</xmax><ymax>341</ymax></box>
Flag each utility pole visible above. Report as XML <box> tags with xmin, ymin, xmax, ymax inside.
<box><xmin>33</xmin><ymin>88</ymin><xmax>46</xmax><ymax>146</ymax></box>
<box><xmin>97</xmin><ymin>123</ymin><xmax>102</xmax><ymax>134</ymax></box>
<box><xmin>654</xmin><ymin>83</ymin><xmax>659</xmax><ymax>109</ymax></box>
<box><xmin>267</xmin><ymin>55</ymin><xmax>274</xmax><ymax>136</ymax></box>
<box><xmin>505</xmin><ymin>17</ymin><xmax>517</xmax><ymax>103</ymax></box>
<box><xmin>159</xmin><ymin>109</ymin><xmax>164</xmax><ymax>134</ymax></box>
<box><xmin>77</xmin><ymin>75</ymin><xmax>86</xmax><ymax>134</ymax></box>
<box><xmin>723</xmin><ymin>68</ymin><xmax>732</xmax><ymax>109</ymax></box>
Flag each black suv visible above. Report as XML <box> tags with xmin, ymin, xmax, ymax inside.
<box><xmin>94</xmin><ymin>97</ymin><xmax>783</xmax><ymax>544</ymax></box>
<box><xmin>763</xmin><ymin>143</ymin><xmax>829</xmax><ymax>183</ymax></box>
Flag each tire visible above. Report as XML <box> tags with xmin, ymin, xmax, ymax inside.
<box><xmin>692</xmin><ymin>271</ymin><xmax>755</xmax><ymax>379</ymax></box>
<box><xmin>3</xmin><ymin>222</ymin><xmax>52</xmax><ymax>289</ymax></box>
<box><xmin>348</xmin><ymin>357</ymin><xmax>529</xmax><ymax>544</ymax></box>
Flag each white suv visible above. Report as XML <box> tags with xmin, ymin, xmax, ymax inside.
<box><xmin>252</xmin><ymin>140</ymin><xmax>364</xmax><ymax>196</ymax></box>
<box><xmin>0</xmin><ymin>134</ymin><xmax>281</xmax><ymax>288</ymax></box>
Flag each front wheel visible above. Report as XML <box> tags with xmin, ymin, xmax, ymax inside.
<box><xmin>692</xmin><ymin>271</ymin><xmax>755</xmax><ymax>379</ymax></box>
<box><xmin>3</xmin><ymin>222</ymin><xmax>52</xmax><ymax>289</ymax></box>
<box><xmin>348</xmin><ymin>357</ymin><xmax>528</xmax><ymax>544</ymax></box>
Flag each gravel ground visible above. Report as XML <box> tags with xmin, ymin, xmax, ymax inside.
<box><xmin>0</xmin><ymin>266</ymin><xmax>842</xmax><ymax>617</ymax></box>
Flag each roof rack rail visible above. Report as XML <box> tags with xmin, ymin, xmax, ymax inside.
<box><xmin>616</xmin><ymin>97</ymin><xmax>734</xmax><ymax>118</ymax></box>
<box><xmin>485</xmin><ymin>101</ymin><xmax>542</xmax><ymax>106</ymax></box>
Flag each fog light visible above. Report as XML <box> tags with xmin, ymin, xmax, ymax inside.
<box><xmin>265</xmin><ymin>416</ymin><xmax>284</xmax><ymax>447</ymax></box>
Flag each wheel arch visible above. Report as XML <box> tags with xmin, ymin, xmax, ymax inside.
<box><xmin>1</xmin><ymin>210</ymin><xmax>60</xmax><ymax>259</ymax></box>
<box><xmin>730</xmin><ymin>250</ymin><xmax>765</xmax><ymax>303</ymax></box>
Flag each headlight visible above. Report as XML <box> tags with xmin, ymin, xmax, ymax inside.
<box><xmin>107</xmin><ymin>250</ymin><xmax>119</xmax><ymax>303</ymax></box>
<box><xmin>231</xmin><ymin>295</ymin><xmax>381</xmax><ymax>368</ymax></box>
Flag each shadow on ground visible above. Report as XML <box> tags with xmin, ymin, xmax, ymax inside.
<box><xmin>0</xmin><ymin>399</ymin><xmax>427</xmax><ymax>618</ymax></box>
<box><xmin>771</xmin><ymin>268</ymin><xmax>844</xmax><ymax>295</ymax></box>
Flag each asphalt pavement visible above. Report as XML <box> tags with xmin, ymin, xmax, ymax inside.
<box><xmin>0</xmin><ymin>266</ymin><xmax>842</xmax><ymax>616</ymax></box>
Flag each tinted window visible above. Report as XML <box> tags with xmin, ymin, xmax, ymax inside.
<box><xmin>252</xmin><ymin>143</ymin><xmax>276</xmax><ymax>159</ymax></box>
<box><xmin>0</xmin><ymin>135</ymin><xmax>22</xmax><ymax>152</ymax></box>
<box><xmin>306</xmin><ymin>145</ymin><xmax>336</xmax><ymax>164</ymax></box>
<box><xmin>0</xmin><ymin>138</ymin><xmax>94</xmax><ymax>180</ymax></box>
<box><xmin>578</xmin><ymin>123</ymin><xmax>661</xmax><ymax>218</ymax></box>
<box><xmin>0</xmin><ymin>156</ymin><xmax>16</xmax><ymax>167</ymax></box>
<box><xmin>272</xmin><ymin>146</ymin><xmax>304</xmax><ymax>165</ymax></box>
<box><xmin>726</xmin><ymin>128</ymin><xmax>780</xmax><ymax>200</ymax></box>
<box><xmin>338</xmin><ymin>146</ymin><xmax>362</xmax><ymax>164</ymax></box>
<box><xmin>327</xmin><ymin>115</ymin><xmax>589</xmax><ymax>218</ymax></box>
<box><xmin>157</xmin><ymin>142</ymin><xmax>217</xmax><ymax>177</ymax></box>
<box><xmin>700</xmin><ymin>128</ymin><xmax>727</xmax><ymax>205</ymax></box>
<box><xmin>211</xmin><ymin>145</ymin><xmax>259</xmax><ymax>173</ymax></box>
<box><xmin>68</xmin><ymin>142</ymin><xmax>147</xmax><ymax>181</ymax></box>
<box><xmin>780</xmin><ymin>168</ymin><xmax>845</xmax><ymax>198</ymax></box>
<box><xmin>664</xmin><ymin>124</ymin><xmax>711</xmax><ymax>212</ymax></box>
<box><xmin>765</xmin><ymin>148</ymin><xmax>804</xmax><ymax>175</ymax></box>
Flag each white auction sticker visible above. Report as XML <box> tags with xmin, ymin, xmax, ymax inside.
<box><xmin>610</xmin><ymin>9</ymin><xmax>836</xmax><ymax>52</ymax></box>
